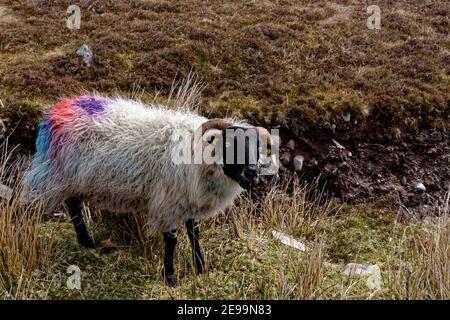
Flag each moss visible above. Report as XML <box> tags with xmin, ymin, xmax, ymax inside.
<box><xmin>319</xmin><ymin>204</ymin><xmax>401</xmax><ymax>264</ymax></box>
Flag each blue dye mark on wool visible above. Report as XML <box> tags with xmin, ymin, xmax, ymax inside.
<box><xmin>27</xmin><ymin>117</ymin><xmax>52</xmax><ymax>191</ymax></box>
<box><xmin>76</xmin><ymin>96</ymin><xmax>108</xmax><ymax>115</ymax></box>
<box><xmin>35</xmin><ymin>117</ymin><xmax>51</xmax><ymax>159</ymax></box>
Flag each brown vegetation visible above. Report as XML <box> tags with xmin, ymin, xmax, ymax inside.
<box><xmin>0</xmin><ymin>0</ymin><xmax>448</xmax><ymax>151</ymax></box>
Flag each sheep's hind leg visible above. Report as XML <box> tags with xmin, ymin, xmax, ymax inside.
<box><xmin>163</xmin><ymin>229</ymin><xmax>178</xmax><ymax>286</ymax></box>
<box><xmin>185</xmin><ymin>219</ymin><xmax>204</xmax><ymax>274</ymax></box>
<box><xmin>65</xmin><ymin>197</ymin><xmax>95</xmax><ymax>248</ymax></box>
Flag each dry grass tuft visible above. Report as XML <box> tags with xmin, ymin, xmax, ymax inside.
<box><xmin>227</xmin><ymin>177</ymin><xmax>341</xmax><ymax>239</ymax></box>
<box><xmin>0</xmin><ymin>142</ymin><xmax>55</xmax><ymax>299</ymax></box>
<box><xmin>388</xmin><ymin>187</ymin><xmax>450</xmax><ymax>300</ymax></box>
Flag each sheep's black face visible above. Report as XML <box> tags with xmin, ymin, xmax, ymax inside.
<box><xmin>219</xmin><ymin>126</ymin><xmax>263</xmax><ymax>189</ymax></box>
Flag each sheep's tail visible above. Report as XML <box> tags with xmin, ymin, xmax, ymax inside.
<box><xmin>22</xmin><ymin>116</ymin><xmax>52</xmax><ymax>200</ymax></box>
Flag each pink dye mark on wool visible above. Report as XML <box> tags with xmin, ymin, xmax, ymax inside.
<box><xmin>48</xmin><ymin>98</ymin><xmax>77</xmax><ymax>160</ymax></box>
<box><xmin>38</xmin><ymin>96</ymin><xmax>111</xmax><ymax>161</ymax></box>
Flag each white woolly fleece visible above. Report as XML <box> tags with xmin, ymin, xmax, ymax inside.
<box><xmin>25</xmin><ymin>97</ymin><xmax>244</xmax><ymax>234</ymax></box>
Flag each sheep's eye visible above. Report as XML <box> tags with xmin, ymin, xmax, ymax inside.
<box><xmin>209</xmin><ymin>136</ymin><xmax>218</xmax><ymax>145</ymax></box>
<box><xmin>266</xmin><ymin>146</ymin><xmax>272</xmax><ymax>156</ymax></box>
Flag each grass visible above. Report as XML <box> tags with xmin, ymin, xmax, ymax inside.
<box><xmin>0</xmin><ymin>147</ymin><xmax>448</xmax><ymax>299</ymax></box>
<box><xmin>0</xmin><ymin>143</ymin><xmax>55</xmax><ymax>299</ymax></box>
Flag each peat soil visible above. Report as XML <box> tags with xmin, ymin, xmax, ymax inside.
<box><xmin>277</xmin><ymin>126</ymin><xmax>449</xmax><ymax>217</ymax></box>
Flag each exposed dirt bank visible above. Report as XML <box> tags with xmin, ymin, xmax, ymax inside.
<box><xmin>278</xmin><ymin>127</ymin><xmax>449</xmax><ymax>217</ymax></box>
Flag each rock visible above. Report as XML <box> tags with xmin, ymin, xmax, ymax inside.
<box><xmin>53</xmin><ymin>212</ymin><xmax>66</xmax><ymax>218</ymax></box>
<box><xmin>342</xmin><ymin>263</ymin><xmax>377</xmax><ymax>276</ymax></box>
<box><xmin>272</xmin><ymin>230</ymin><xmax>306</xmax><ymax>251</ymax></box>
<box><xmin>366</xmin><ymin>266</ymin><xmax>381</xmax><ymax>290</ymax></box>
<box><xmin>342</xmin><ymin>263</ymin><xmax>381</xmax><ymax>290</ymax></box>
<box><xmin>342</xmin><ymin>113</ymin><xmax>351</xmax><ymax>122</ymax></box>
<box><xmin>286</xmin><ymin>139</ymin><xmax>295</xmax><ymax>150</ymax></box>
<box><xmin>414</xmin><ymin>182</ymin><xmax>426</xmax><ymax>191</ymax></box>
<box><xmin>338</xmin><ymin>161</ymin><xmax>347</xmax><ymax>168</ymax></box>
<box><xmin>76</xmin><ymin>44</ymin><xmax>93</xmax><ymax>66</ymax></box>
<box><xmin>332</xmin><ymin>138</ymin><xmax>345</xmax><ymax>149</ymax></box>
<box><xmin>293</xmin><ymin>155</ymin><xmax>304</xmax><ymax>172</ymax></box>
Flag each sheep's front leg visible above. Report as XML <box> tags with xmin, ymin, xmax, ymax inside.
<box><xmin>185</xmin><ymin>219</ymin><xmax>204</xmax><ymax>274</ymax></box>
<box><xmin>65</xmin><ymin>197</ymin><xmax>95</xmax><ymax>248</ymax></box>
<box><xmin>163</xmin><ymin>229</ymin><xmax>178</xmax><ymax>286</ymax></box>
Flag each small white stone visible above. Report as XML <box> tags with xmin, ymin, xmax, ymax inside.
<box><xmin>286</xmin><ymin>139</ymin><xmax>295</xmax><ymax>150</ymax></box>
<box><xmin>342</xmin><ymin>113</ymin><xmax>351</xmax><ymax>122</ymax></box>
<box><xmin>272</xmin><ymin>230</ymin><xmax>306</xmax><ymax>251</ymax></box>
<box><xmin>293</xmin><ymin>155</ymin><xmax>304</xmax><ymax>172</ymax></box>
<box><xmin>342</xmin><ymin>263</ymin><xmax>376</xmax><ymax>276</ymax></box>
<box><xmin>332</xmin><ymin>139</ymin><xmax>345</xmax><ymax>150</ymax></box>
<box><xmin>415</xmin><ymin>182</ymin><xmax>426</xmax><ymax>191</ymax></box>
<box><xmin>76</xmin><ymin>44</ymin><xmax>93</xmax><ymax>66</ymax></box>
<box><xmin>53</xmin><ymin>212</ymin><xmax>66</xmax><ymax>218</ymax></box>
<box><xmin>338</xmin><ymin>161</ymin><xmax>347</xmax><ymax>168</ymax></box>
<box><xmin>366</xmin><ymin>265</ymin><xmax>381</xmax><ymax>290</ymax></box>
<box><xmin>342</xmin><ymin>263</ymin><xmax>382</xmax><ymax>290</ymax></box>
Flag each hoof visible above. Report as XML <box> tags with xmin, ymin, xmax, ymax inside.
<box><xmin>165</xmin><ymin>274</ymin><xmax>177</xmax><ymax>287</ymax></box>
<box><xmin>195</xmin><ymin>264</ymin><xmax>204</xmax><ymax>275</ymax></box>
<box><xmin>78</xmin><ymin>236</ymin><xmax>95</xmax><ymax>249</ymax></box>
<box><xmin>194</xmin><ymin>257</ymin><xmax>204</xmax><ymax>275</ymax></box>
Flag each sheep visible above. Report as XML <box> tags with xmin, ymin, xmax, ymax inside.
<box><xmin>23</xmin><ymin>95</ymin><xmax>278</xmax><ymax>285</ymax></box>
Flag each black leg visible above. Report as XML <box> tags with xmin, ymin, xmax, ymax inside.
<box><xmin>185</xmin><ymin>219</ymin><xmax>204</xmax><ymax>274</ymax></box>
<box><xmin>65</xmin><ymin>197</ymin><xmax>95</xmax><ymax>248</ymax></box>
<box><xmin>163</xmin><ymin>229</ymin><xmax>178</xmax><ymax>286</ymax></box>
